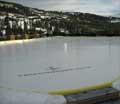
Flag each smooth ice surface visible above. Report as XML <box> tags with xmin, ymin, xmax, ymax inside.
<box><xmin>0</xmin><ymin>37</ymin><xmax>120</xmax><ymax>92</ymax></box>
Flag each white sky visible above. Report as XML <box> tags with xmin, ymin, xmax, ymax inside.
<box><xmin>3</xmin><ymin>0</ymin><xmax>120</xmax><ymax>16</ymax></box>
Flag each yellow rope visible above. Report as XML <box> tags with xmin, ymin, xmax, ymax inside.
<box><xmin>0</xmin><ymin>75</ymin><xmax>120</xmax><ymax>95</ymax></box>
<box><xmin>0</xmin><ymin>82</ymin><xmax>112</xmax><ymax>95</ymax></box>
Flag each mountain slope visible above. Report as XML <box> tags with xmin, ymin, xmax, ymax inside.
<box><xmin>0</xmin><ymin>0</ymin><xmax>120</xmax><ymax>40</ymax></box>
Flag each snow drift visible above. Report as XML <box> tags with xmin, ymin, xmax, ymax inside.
<box><xmin>0</xmin><ymin>89</ymin><xmax>66</xmax><ymax>104</ymax></box>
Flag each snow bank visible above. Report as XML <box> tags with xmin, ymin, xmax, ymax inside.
<box><xmin>113</xmin><ymin>81</ymin><xmax>120</xmax><ymax>91</ymax></box>
<box><xmin>0</xmin><ymin>89</ymin><xmax>66</xmax><ymax>104</ymax></box>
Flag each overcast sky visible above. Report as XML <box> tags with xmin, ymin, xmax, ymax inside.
<box><xmin>3</xmin><ymin>0</ymin><xmax>120</xmax><ymax>16</ymax></box>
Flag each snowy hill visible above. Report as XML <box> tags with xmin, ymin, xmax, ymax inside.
<box><xmin>0</xmin><ymin>0</ymin><xmax>120</xmax><ymax>40</ymax></box>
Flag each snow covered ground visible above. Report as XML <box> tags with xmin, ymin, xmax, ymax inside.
<box><xmin>0</xmin><ymin>88</ymin><xmax>66</xmax><ymax>104</ymax></box>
